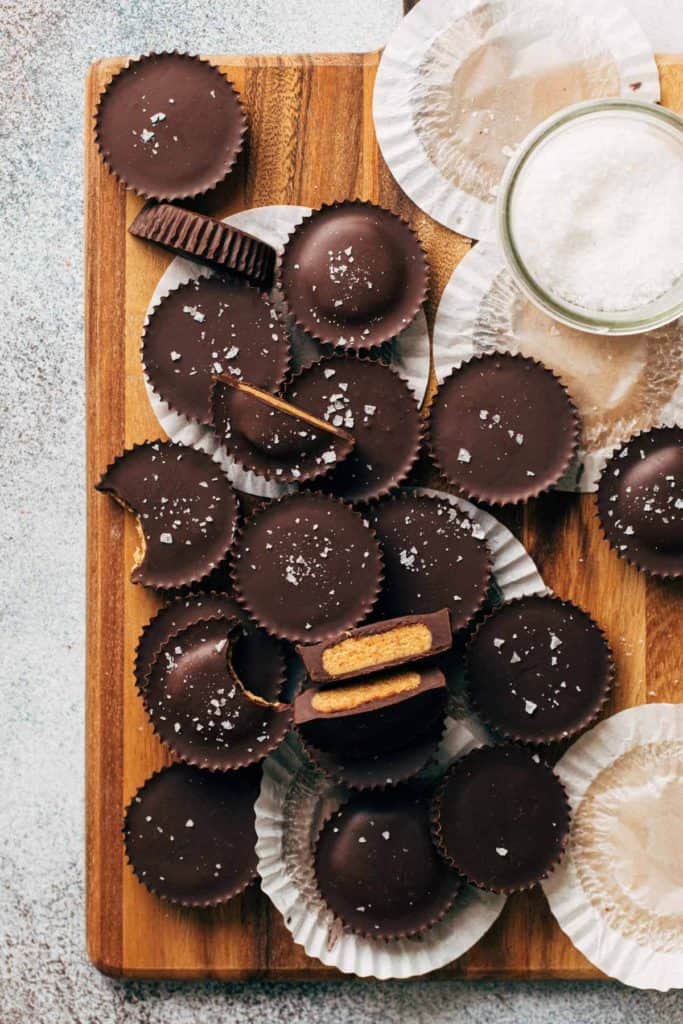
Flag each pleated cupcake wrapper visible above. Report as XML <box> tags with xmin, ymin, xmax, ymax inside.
<box><xmin>141</xmin><ymin>204</ymin><xmax>431</xmax><ymax>499</ymax></box>
<box><xmin>275</xmin><ymin>199</ymin><xmax>430</xmax><ymax>353</ymax></box>
<box><xmin>95</xmin><ymin>440</ymin><xmax>240</xmax><ymax>592</ymax></box>
<box><xmin>541</xmin><ymin>703</ymin><xmax>683</xmax><ymax>991</ymax></box>
<box><xmin>229</xmin><ymin>492</ymin><xmax>386</xmax><ymax>646</ymax></box>
<box><xmin>595</xmin><ymin>424</ymin><xmax>683</xmax><ymax>581</ymax></box>
<box><xmin>431</xmin><ymin>743</ymin><xmax>572</xmax><ymax>896</ymax></box>
<box><xmin>139</xmin><ymin>612</ymin><xmax>293</xmax><ymax>773</ymax></box>
<box><xmin>425</xmin><ymin>352</ymin><xmax>582</xmax><ymax>508</ymax></box>
<box><xmin>464</xmin><ymin>595</ymin><xmax>615</xmax><ymax>747</ymax></box>
<box><xmin>122</xmin><ymin>764</ymin><xmax>259</xmax><ymax>908</ymax></box>
<box><xmin>432</xmin><ymin>240</ymin><xmax>683</xmax><ymax>492</ymax></box>
<box><xmin>94</xmin><ymin>51</ymin><xmax>247</xmax><ymax>202</ymax></box>
<box><xmin>373</xmin><ymin>0</ymin><xmax>659</xmax><ymax>240</ymax></box>
<box><xmin>130</xmin><ymin>202</ymin><xmax>276</xmax><ymax>290</ymax></box>
<box><xmin>254</xmin><ymin>721</ymin><xmax>506</xmax><ymax>978</ymax></box>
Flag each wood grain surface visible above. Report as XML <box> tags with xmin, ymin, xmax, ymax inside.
<box><xmin>85</xmin><ymin>51</ymin><xmax>683</xmax><ymax>979</ymax></box>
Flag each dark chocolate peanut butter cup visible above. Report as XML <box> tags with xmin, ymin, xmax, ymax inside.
<box><xmin>466</xmin><ymin>595</ymin><xmax>613</xmax><ymax>745</ymax></box>
<box><xmin>278</xmin><ymin>200</ymin><xmax>428</xmax><ymax>351</ymax></box>
<box><xmin>231</xmin><ymin>492</ymin><xmax>384</xmax><ymax>644</ymax></box>
<box><xmin>428</xmin><ymin>353</ymin><xmax>579</xmax><ymax>506</ymax></box>
<box><xmin>123</xmin><ymin>762</ymin><xmax>260</xmax><ymax>906</ymax></box>
<box><xmin>597</xmin><ymin>425</ymin><xmax>683</xmax><ymax>580</ymax></box>
<box><xmin>95</xmin><ymin>52</ymin><xmax>246</xmax><ymax>201</ymax></box>
<box><xmin>432</xmin><ymin>744</ymin><xmax>570</xmax><ymax>894</ymax></box>
<box><xmin>314</xmin><ymin>786</ymin><xmax>462</xmax><ymax>939</ymax></box>
<box><xmin>142</xmin><ymin>275</ymin><xmax>290</xmax><ymax>426</ymax></box>
<box><xmin>129</xmin><ymin>202</ymin><xmax>276</xmax><ymax>290</ymax></box>
<box><xmin>300</xmin><ymin>725</ymin><xmax>445</xmax><ymax>791</ymax></box>
<box><xmin>95</xmin><ymin>441</ymin><xmax>239</xmax><ymax>590</ymax></box>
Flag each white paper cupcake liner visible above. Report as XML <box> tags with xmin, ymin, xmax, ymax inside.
<box><xmin>141</xmin><ymin>204</ymin><xmax>431</xmax><ymax>498</ymax></box>
<box><xmin>373</xmin><ymin>0</ymin><xmax>659</xmax><ymax>240</ymax></box>
<box><xmin>432</xmin><ymin>241</ymin><xmax>683</xmax><ymax>491</ymax></box>
<box><xmin>542</xmin><ymin>704</ymin><xmax>683</xmax><ymax>991</ymax></box>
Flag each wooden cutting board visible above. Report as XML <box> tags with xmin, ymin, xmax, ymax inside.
<box><xmin>85</xmin><ymin>51</ymin><xmax>683</xmax><ymax>979</ymax></box>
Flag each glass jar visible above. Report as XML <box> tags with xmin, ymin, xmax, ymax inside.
<box><xmin>496</xmin><ymin>98</ymin><xmax>683</xmax><ymax>336</ymax></box>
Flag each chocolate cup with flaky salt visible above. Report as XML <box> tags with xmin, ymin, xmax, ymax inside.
<box><xmin>314</xmin><ymin>785</ymin><xmax>462</xmax><ymax>940</ymax></box>
<box><xmin>432</xmin><ymin>744</ymin><xmax>570</xmax><ymax>894</ymax></box>
<box><xmin>95</xmin><ymin>441</ymin><xmax>239</xmax><ymax>590</ymax></box>
<box><xmin>277</xmin><ymin>200</ymin><xmax>429</xmax><ymax>352</ymax></box>
<box><xmin>142</xmin><ymin>275</ymin><xmax>291</xmax><ymax>427</ymax></box>
<box><xmin>95</xmin><ymin>52</ymin><xmax>246</xmax><ymax>201</ymax></box>
<box><xmin>428</xmin><ymin>353</ymin><xmax>580</xmax><ymax>505</ymax></box>
<box><xmin>142</xmin><ymin>615</ymin><xmax>292</xmax><ymax>771</ymax></box>
<box><xmin>210</xmin><ymin>375</ymin><xmax>355</xmax><ymax>485</ymax></box>
<box><xmin>466</xmin><ymin>595</ymin><xmax>614</xmax><ymax>746</ymax></box>
<box><xmin>134</xmin><ymin>592</ymin><xmax>287</xmax><ymax>703</ymax></box>
<box><xmin>123</xmin><ymin>762</ymin><xmax>260</xmax><ymax>907</ymax></box>
<box><xmin>231</xmin><ymin>491</ymin><xmax>384</xmax><ymax>645</ymax></box>
<box><xmin>596</xmin><ymin>425</ymin><xmax>683</xmax><ymax>580</ymax></box>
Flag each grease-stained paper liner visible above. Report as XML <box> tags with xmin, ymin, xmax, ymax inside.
<box><xmin>373</xmin><ymin>0</ymin><xmax>659</xmax><ymax>240</ymax></box>
<box><xmin>255</xmin><ymin>721</ymin><xmax>506</xmax><ymax>978</ymax></box>
<box><xmin>433</xmin><ymin>241</ymin><xmax>683</xmax><ymax>491</ymax></box>
<box><xmin>542</xmin><ymin>704</ymin><xmax>683</xmax><ymax>991</ymax></box>
<box><xmin>142</xmin><ymin>205</ymin><xmax>431</xmax><ymax>498</ymax></box>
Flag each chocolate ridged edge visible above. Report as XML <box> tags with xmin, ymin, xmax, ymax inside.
<box><xmin>464</xmin><ymin>595</ymin><xmax>614</xmax><ymax>746</ymax></box>
<box><xmin>595</xmin><ymin>424</ymin><xmax>683</xmax><ymax>581</ymax></box>
<box><xmin>129</xmin><ymin>202</ymin><xmax>276</xmax><ymax>289</ymax></box>
<box><xmin>229</xmin><ymin>492</ymin><xmax>385</xmax><ymax>645</ymax></box>
<box><xmin>122</xmin><ymin>764</ymin><xmax>259</xmax><ymax>907</ymax></box>
<box><xmin>275</xmin><ymin>199</ymin><xmax>429</xmax><ymax>353</ymax></box>
<box><xmin>140</xmin><ymin>613</ymin><xmax>293</xmax><ymax>771</ymax></box>
<box><xmin>430</xmin><ymin>744</ymin><xmax>571</xmax><ymax>895</ymax></box>
<box><xmin>93</xmin><ymin>51</ymin><xmax>247</xmax><ymax>202</ymax></box>
<box><xmin>426</xmin><ymin>353</ymin><xmax>581</xmax><ymax>508</ymax></box>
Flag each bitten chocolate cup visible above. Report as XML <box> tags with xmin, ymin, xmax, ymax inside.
<box><xmin>95</xmin><ymin>52</ymin><xmax>246</xmax><ymax>201</ymax></box>
<box><xmin>134</xmin><ymin>592</ymin><xmax>287</xmax><ymax>702</ymax></box>
<box><xmin>466</xmin><ymin>595</ymin><xmax>614</xmax><ymax>745</ymax></box>
<box><xmin>142</xmin><ymin>275</ymin><xmax>291</xmax><ymax>426</ymax></box>
<box><xmin>283</xmin><ymin>354</ymin><xmax>423</xmax><ymax>502</ymax></box>
<box><xmin>143</xmin><ymin>616</ymin><xmax>292</xmax><ymax>771</ymax></box>
<box><xmin>314</xmin><ymin>786</ymin><xmax>462</xmax><ymax>940</ymax></box>
<box><xmin>428</xmin><ymin>353</ymin><xmax>580</xmax><ymax>506</ymax></box>
<box><xmin>123</xmin><ymin>762</ymin><xmax>260</xmax><ymax>907</ymax></box>
<box><xmin>367</xmin><ymin>492</ymin><xmax>492</xmax><ymax>635</ymax></box>
<box><xmin>95</xmin><ymin>441</ymin><xmax>239</xmax><ymax>590</ymax></box>
<box><xmin>231</xmin><ymin>492</ymin><xmax>384</xmax><ymax>644</ymax></box>
<box><xmin>129</xmin><ymin>202</ymin><xmax>277</xmax><ymax>290</ymax></box>
<box><xmin>596</xmin><ymin>425</ymin><xmax>683</xmax><ymax>580</ymax></box>
<box><xmin>432</xmin><ymin>744</ymin><xmax>570</xmax><ymax>894</ymax></box>
<box><xmin>277</xmin><ymin>200</ymin><xmax>429</xmax><ymax>351</ymax></box>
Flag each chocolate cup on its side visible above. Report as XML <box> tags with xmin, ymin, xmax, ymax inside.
<box><xmin>123</xmin><ymin>762</ymin><xmax>261</xmax><ymax>907</ymax></box>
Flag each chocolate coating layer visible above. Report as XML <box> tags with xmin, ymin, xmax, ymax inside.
<box><xmin>279</xmin><ymin>201</ymin><xmax>428</xmax><ymax>349</ymax></box>
<box><xmin>315</xmin><ymin>788</ymin><xmax>461</xmax><ymax>939</ymax></box>
<box><xmin>466</xmin><ymin>596</ymin><xmax>612</xmax><ymax>744</ymax></box>
<box><xmin>95</xmin><ymin>441</ymin><xmax>238</xmax><ymax>590</ymax></box>
<box><xmin>96</xmin><ymin>52</ymin><xmax>246</xmax><ymax>200</ymax></box>
<box><xmin>143</xmin><ymin>276</ymin><xmax>290</xmax><ymax>425</ymax></box>
<box><xmin>144</xmin><ymin>617</ymin><xmax>292</xmax><ymax>770</ymax></box>
<box><xmin>302</xmin><ymin>726</ymin><xmax>443</xmax><ymax>791</ymax></box>
<box><xmin>124</xmin><ymin>762</ymin><xmax>260</xmax><ymax>905</ymax></box>
<box><xmin>433</xmin><ymin>745</ymin><xmax>569</xmax><ymax>893</ymax></box>
<box><xmin>232</xmin><ymin>492</ymin><xmax>383</xmax><ymax>644</ymax></box>
<box><xmin>367</xmin><ymin>494</ymin><xmax>491</xmax><ymax>634</ymax></box>
<box><xmin>285</xmin><ymin>356</ymin><xmax>421</xmax><ymax>501</ymax></box>
<box><xmin>135</xmin><ymin>593</ymin><xmax>287</xmax><ymax>701</ymax></box>
<box><xmin>597</xmin><ymin>426</ymin><xmax>683</xmax><ymax>578</ymax></box>
<box><xmin>429</xmin><ymin>354</ymin><xmax>578</xmax><ymax>504</ymax></box>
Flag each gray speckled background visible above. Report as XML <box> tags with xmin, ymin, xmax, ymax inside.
<box><xmin>1</xmin><ymin>1</ymin><xmax>682</xmax><ymax>1021</ymax></box>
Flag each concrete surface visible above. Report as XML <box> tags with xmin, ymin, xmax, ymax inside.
<box><xmin>1</xmin><ymin>1</ymin><xmax>681</xmax><ymax>1021</ymax></box>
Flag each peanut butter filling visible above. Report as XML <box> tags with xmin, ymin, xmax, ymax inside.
<box><xmin>320</xmin><ymin>624</ymin><xmax>433</xmax><ymax>677</ymax></box>
<box><xmin>311</xmin><ymin>671</ymin><xmax>422</xmax><ymax>714</ymax></box>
